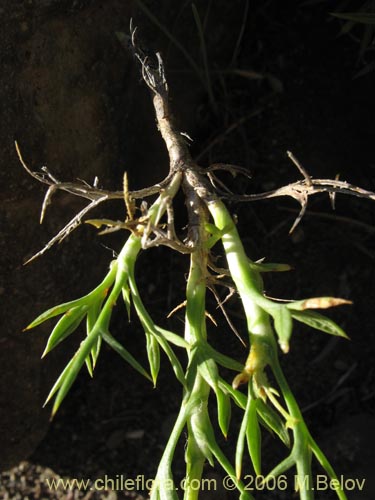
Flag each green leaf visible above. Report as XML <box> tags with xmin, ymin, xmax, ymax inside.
<box><xmin>25</xmin><ymin>266</ymin><xmax>116</xmax><ymax>330</ymax></box>
<box><xmin>249</xmin><ymin>261</ymin><xmax>292</xmax><ymax>273</ymax></box>
<box><xmin>43</xmin><ymin>357</ymin><xmax>75</xmax><ymax>408</ymax></box>
<box><xmin>246</xmin><ymin>398</ymin><xmax>262</xmax><ymax>475</ymax></box>
<box><xmin>146</xmin><ymin>331</ymin><xmax>160</xmax><ymax>386</ymax></box>
<box><xmin>291</xmin><ymin>310</ymin><xmax>349</xmax><ymax>339</ymax></box>
<box><xmin>50</xmin><ymin>331</ymin><xmax>102</xmax><ymax>416</ymax></box>
<box><xmin>216</xmin><ymin>388</ymin><xmax>232</xmax><ymax>438</ymax></box>
<box><xmin>218</xmin><ymin>379</ymin><xmax>247</xmax><ymax>409</ymax></box>
<box><xmin>90</xmin><ymin>335</ymin><xmax>102</xmax><ymax>369</ymax></box>
<box><xmin>42</xmin><ymin>305</ymin><xmax>88</xmax><ymax>357</ymax></box>
<box><xmin>154</xmin><ymin>326</ymin><xmax>189</xmax><ymax>349</ymax></box>
<box><xmin>102</xmin><ymin>331</ymin><xmax>152</xmax><ymax>382</ymax></box>
<box><xmin>26</xmin><ymin>299</ymin><xmax>89</xmax><ymax>330</ymax></box>
<box><xmin>196</xmin><ymin>349</ymin><xmax>219</xmax><ymax>391</ymax></box>
<box><xmin>205</xmin><ymin>344</ymin><xmax>244</xmax><ymax>372</ymax></box>
<box><xmin>331</xmin><ymin>12</ymin><xmax>375</xmax><ymax>26</ymax></box>
<box><xmin>271</xmin><ymin>306</ymin><xmax>293</xmax><ymax>353</ymax></box>
<box><xmin>122</xmin><ymin>284</ymin><xmax>131</xmax><ymax>321</ymax></box>
<box><xmin>256</xmin><ymin>399</ymin><xmax>290</xmax><ymax>448</ymax></box>
<box><xmin>189</xmin><ymin>407</ymin><xmax>214</xmax><ymax>467</ymax></box>
<box><xmin>263</xmin><ymin>453</ymin><xmax>295</xmax><ymax>484</ymax></box>
<box><xmin>85</xmin><ymin>353</ymin><xmax>94</xmax><ymax>378</ymax></box>
<box><xmin>286</xmin><ymin>296</ymin><xmax>352</xmax><ymax>311</ymax></box>
<box><xmin>236</xmin><ymin>384</ymin><xmax>252</xmax><ymax>479</ymax></box>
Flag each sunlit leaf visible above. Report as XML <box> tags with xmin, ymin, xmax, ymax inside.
<box><xmin>236</xmin><ymin>384</ymin><xmax>252</xmax><ymax>479</ymax></box>
<box><xmin>216</xmin><ymin>388</ymin><xmax>232</xmax><ymax>438</ymax></box>
<box><xmin>246</xmin><ymin>398</ymin><xmax>261</xmax><ymax>475</ymax></box>
<box><xmin>146</xmin><ymin>331</ymin><xmax>160</xmax><ymax>386</ymax></box>
<box><xmin>102</xmin><ymin>330</ymin><xmax>152</xmax><ymax>382</ymax></box>
<box><xmin>291</xmin><ymin>310</ymin><xmax>349</xmax><ymax>339</ymax></box>
<box><xmin>42</xmin><ymin>305</ymin><xmax>88</xmax><ymax>357</ymax></box>
<box><xmin>272</xmin><ymin>306</ymin><xmax>293</xmax><ymax>353</ymax></box>
<box><xmin>256</xmin><ymin>399</ymin><xmax>290</xmax><ymax>447</ymax></box>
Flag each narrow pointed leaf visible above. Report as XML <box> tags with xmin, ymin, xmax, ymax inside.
<box><xmin>25</xmin><ymin>266</ymin><xmax>116</xmax><ymax>330</ymax></box>
<box><xmin>26</xmin><ymin>300</ymin><xmax>89</xmax><ymax>330</ymax></box>
<box><xmin>102</xmin><ymin>331</ymin><xmax>152</xmax><ymax>382</ymax></box>
<box><xmin>263</xmin><ymin>453</ymin><xmax>295</xmax><ymax>484</ymax></box>
<box><xmin>236</xmin><ymin>384</ymin><xmax>252</xmax><ymax>479</ymax></box>
<box><xmin>250</xmin><ymin>261</ymin><xmax>292</xmax><ymax>273</ymax></box>
<box><xmin>196</xmin><ymin>350</ymin><xmax>219</xmax><ymax>391</ymax></box>
<box><xmin>246</xmin><ymin>398</ymin><xmax>262</xmax><ymax>475</ymax></box>
<box><xmin>216</xmin><ymin>388</ymin><xmax>231</xmax><ymax>438</ymax></box>
<box><xmin>291</xmin><ymin>310</ymin><xmax>349</xmax><ymax>338</ymax></box>
<box><xmin>86</xmin><ymin>299</ymin><xmax>104</xmax><ymax>334</ymax></box>
<box><xmin>155</xmin><ymin>334</ymin><xmax>186</xmax><ymax>387</ymax></box>
<box><xmin>122</xmin><ymin>284</ymin><xmax>131</xmax><ymax>321</ymax></box>
<box><xmin>42</xmin><ymin>306</ymin><xmax>88</xmax><ymax>357</ymax></box>
<box><xmin>218</xmin><ymin>379</ymin><xmax>246</xmax><ymax>409</ymax></box>
<box><xmin>189</xmin><ymin>409</ymin><xmax>214</xmax><ymax>466</ymax></box>
<box><xmin>331</xmin><ymin>12</ymin><xmax>375</xmax><ymax>26</ymax></box>
<box><xmin>91</xmin><ymin>335</ymin><xmax>102</xmax><ymax>369</ymax></box>
<box><xmin>154</xmin><ymin>326</ymin><xmax>189</xmax><ymax>348</ymax></box>
<box><xmin>51</xmin><ymin>332</ymin><xmax>102</xmax><ymax>416</ymax></box>
<box><xmin>146</xmin><ymin>331</ymin><xmax>160</xmax><ymax>386</ymax></box>
<box><xmin>85</xmin><ymin>353</ymin><xmax>94</xmax><ymax>377</ymax></box>
<box><xmin>205</xmin><ymin>344</ymin><xmax>244</xmax><ymax>372</ymax></box>
<box><xmin>43</xmin><ymin>357</ymin><xmax>75</xmax><ymax>407</ymax></box>
<box><xmin>256</xmin><ymin>399</ymin><xmax>290</xmax><ymax>447</ymax></box>
<box><xmin>271</xmin><ymin>306</ymin><xmax>293</xmax><ymax>353</ymax></box>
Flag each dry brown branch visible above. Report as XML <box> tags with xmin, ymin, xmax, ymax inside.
<box><xmin>18</xmin><ymin>32</ymin><xmax>375</xmax><ymax>261</ymax></box>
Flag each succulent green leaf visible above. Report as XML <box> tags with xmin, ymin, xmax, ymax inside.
<box><xmin>196</xmin><ymin>349</ymin><xmax>219</xmax><ymax>391</ymax></box>
<box><xmin>216</xmin><ymin>388</ymin><xmax>232</xmax><ymax>438</ymax></box>
<box><xmin>50</xmin><ymin>331</ymin><xmax>102</xmax><ymax>416</ymax></box>
<box><xmin>189</xmin><ymin>409</ymin><xmax>214</xmax><ymax>467</ymax></box>
<box><xmin>43</xmin><ymin>357</ymin><xmax>75</xmax><ymax>408</ymax></box>
<box><xmin>218</xmin><ymin>379</ymin><xmax>247</xmax><ymax>409</ymax></box>
<box><xmin>291</xmin><ymin>310</ymin><xmax>349</xmax><ymax>339</ymax></box>
<box><xmin>256</xmin><ymin>399</ymin><xmax>290</xmax><ymax>448</ymax></box>
<box><xmin>263</xmin><ymin>453</ymin><xmax>295</xmax><ymax>484</ymax></box>
<box><xmin>331</xmin><ymin>12</ymin><xmax>375</xmax><ymax>26</ymax></box>
<box><xmin>249</xmin><ymin>261</ymin><xmax>292</xmax><ymax>273</ymax></box>
<box><xmin>102</xmin><ymin>331</ymin><xmax>152</xmax><ymax>382</ymax></box>
<box><xmin>25</xmin><ymin>266</ymin><xmax>116</xmax><ymax>330</ymax></box>
<box><xmin>90</xmin><ymin>335</ymin><xmax>102</xmax><ymax>369</ymax></box>
<box><xmin>154</xmin><ymin>326</ymin><xmax>189</xmax><ymax>348</ymax></box>
<box><xmin>122</xmin><ymin>284</ymin><xmax>131</xmax><ymax>321</ymax></box>
<box><xmin>155</xmin><ymin>334</ymin><xmax>186</xmax><ymax>388</ymax></box>
<box><xmin>204</xmin><ymin>344</ymin><xmax>244</xmax><ymax>372</ymax></box>
<box><xmin>42</xmin><ymin>305</ymin><xmax>88</xmax><ymax>357</ymax></box>
<box><xmin>26</xmin><ymin>300</ymin><xmax>89</xmax><ymax>330</ymax></box>
<box><xmin>236</xmin><ymin>384</ymin><xmax>252</xmax><ymax>479</ymax></box>
<box><xmin>246</xmin><ymin>398</ymin><xmax>262</xmax><ymax>475</ymax></box>
<box><xmin>86</xmin><ymin>300</ymin><xmax>102</xmax><ymax>334</ymax></box>
<box><xmin>146</xmin><ymin>331</ymin><xmax>160</xmax><ymax>386</ymax></box>
<box><xmin>85</xmin><ymin>353</ymin><xmax>94</xmax><ymax>378</ymax></box>
<box><xmin>272</xmin><ymin>306</ymin><xmax>293</xmax><ymax>353</ymax></box>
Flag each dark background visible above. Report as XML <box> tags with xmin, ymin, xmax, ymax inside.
<box><xmin>1</xmin><ymin>1</ymin><xmax>375</xmax><ymax>499</ymax></box>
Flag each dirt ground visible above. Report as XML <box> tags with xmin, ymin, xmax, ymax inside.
<box><xmin>1</xmin><ymin>1</ymin><xmax>375</xmax><ymax>499</ymax></box>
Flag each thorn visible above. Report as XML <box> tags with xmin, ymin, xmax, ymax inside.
<box><xmin>289</xmin><ymin>202</ymin><xmax>307</xmax><ymax>234</ymax></box>
<box><xmin>287</xmin><ymin>151</ymin><xmax>313</xmax><ymax>186</ymax></box>
<box><xmin>329</xmin><ymin>173</ymin><xmax>340</xmax><ymax>210</ymax></box>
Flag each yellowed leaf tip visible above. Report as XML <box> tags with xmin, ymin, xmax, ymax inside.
<box><xmin>232</xmin><ymin>371</ymin><xmax>250</xmax><ymax>390</ymax></box>
<box><xmin>301</xmin><ymin>297</ymin><xmax>352</xmax><ymax>310</ymax></box>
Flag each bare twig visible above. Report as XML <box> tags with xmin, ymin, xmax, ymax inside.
<box><xmin>17</xmin><ymin>34</ymin><xmax>375</xmax><ymax>259</ymax></box>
